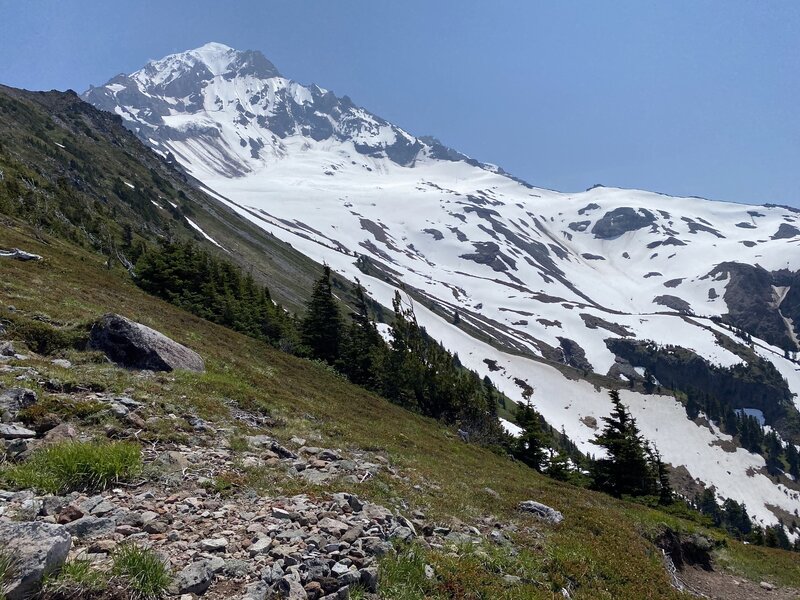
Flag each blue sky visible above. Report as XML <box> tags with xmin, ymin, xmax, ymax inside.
<box><xmin>1</xmin><ymin>1</ymin><xmax>798</xmax><ymax>207</ymax></box>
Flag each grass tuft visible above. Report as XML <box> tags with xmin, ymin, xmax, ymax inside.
<box><xmin>0</xmin><ymin>440</ymin><xmax>142</xmax><ymax>494</ymax></box>
<box><xmin>41</xmin><ymin>559</ymin><xmax>109</xmax><ymax>599</ymax></box>
<box><xmin>111</xmin><ymin>544</ymin><xmax>171</xmax><ymax>600</ymax></box>
<box><xmin>0</xmin><ymin>550</ymin><xmax>17</xmax><ymax>600</ymax></box>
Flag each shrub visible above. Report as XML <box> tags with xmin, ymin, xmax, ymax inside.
<box><xmin>0</xmin><ymin>441</ymin><xmax>142</xmax><ymax>494</ymax></box>
<box><xmin>111</xmin><ymin>544</ymin><xmax>171</xmax><ymax>600</ymax></box>
<box><xmin>9</xmin><ymin>319</ymin><xmax>88</xmax><ymax>355</ymax></box>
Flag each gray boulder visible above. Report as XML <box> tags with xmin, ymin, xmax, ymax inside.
<box><xmin>88</xmin><ymin>313</ymin><xmax>204</xmax><ymax>372</ymax></box>
<box><xmin>0</xmin><ymin>423</ymin><xmax>36</xmax><ymax>439</ymax></box>
<box><xmin>171</xmin><ymin>560</ymin><xmax>215</xmax><ymax>595</ymax></box>
<box><xmin>65</xmin><ymin>515</ymin><xmax>116</xmax><ymax>538</ymax></box>
<box><xmin>0</xmin><ymin>388</ymin><xmax>37</xmax><ymax>421</ymax></box>
<box><xmin>0</xmin><ymin>521</ymin><xmax>71</xmax><ymax>600</ymax></box>
<box><xmin>518</xmin><ymin>500</ymin><xmax>564</xmax><ymax>525</ymax></box>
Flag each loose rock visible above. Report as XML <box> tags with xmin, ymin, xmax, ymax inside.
<box><xmin>518</xmin><ymin>500</ymin><xmax>564</xmax><ymax>525</ymax></box>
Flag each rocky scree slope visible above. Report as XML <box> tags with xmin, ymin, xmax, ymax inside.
<box><xmin>84</xmin><ymin>43</ymin><xmax>800</xmax><ymax>529</ymax></box>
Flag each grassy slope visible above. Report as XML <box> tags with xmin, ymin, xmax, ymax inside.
<box><xmin>2</xmin><ymin>221</ymin><xmax>798</xmax><ymax>599</ymax></box>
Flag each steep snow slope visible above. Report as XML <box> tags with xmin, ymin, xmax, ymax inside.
<box><xmin>85</xmin><ymin>43</ymin><xmax>800</xmax><ymax>527</ymax></box>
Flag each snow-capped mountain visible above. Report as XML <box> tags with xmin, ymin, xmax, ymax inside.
<box><xmin>84</xmin><ymin>42</ymin><xmax>800</xmax><ymax>527</ymax></box>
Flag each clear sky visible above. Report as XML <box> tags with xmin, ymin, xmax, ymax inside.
<box><xmin>1</xmin><ymin>1</ymin><xmax>798</xmax><ymax>207</ymax></box>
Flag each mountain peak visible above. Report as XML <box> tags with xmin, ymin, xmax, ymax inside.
<box><xmin>194</xmin><ymin>41</ymin><xmax>234</xmax><ymax>53</ymax></box>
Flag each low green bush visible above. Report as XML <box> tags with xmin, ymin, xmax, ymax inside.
<box><xmin>8</xmin><ymin>318</ymin><xmax>88</xmax><ymax>355</ymax></box>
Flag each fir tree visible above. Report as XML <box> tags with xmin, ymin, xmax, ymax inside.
<box><xmin>513</xmin><ymin>402</ymin><xmax>548</xmax><ymax>471</ymax></box>
<box><xmin>340</xmin><ymin>280</ymin><xmax>384</xmax><ymax>386</ymax></box>
<box><xmin>301</xmin><ymin>265</ymin><xmax>344</xmax><ymax>365</ymax></box>
<box><xmin>590</xmin><ymin>390</ymin><xmax>654</xmax><ymax>497</ymax></box>
<box><xmin>651</xmin><ymin>446</ymin><xmax>674</xmax><ymax>505</ymax></box>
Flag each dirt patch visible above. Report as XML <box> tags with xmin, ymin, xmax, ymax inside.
<box><xmin>679</xmin><ymin>565</ymin><xmax>800</xmax><ymax>600</ymax></box>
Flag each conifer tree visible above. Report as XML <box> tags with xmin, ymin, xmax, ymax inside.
<box><xmin>301</xmin><ymin>265</ymin><xmax>344</xmax><ymax>365</ymax></box>
<box><xmin>590</xmin><ymin>390</ymin><xmax>653</xmax><ymax>497</ymax></box>
<box><xmin>340</xmin><ymin>280</ymin><xmax>384</xmax><ymax>386</ymax></box>
<box><xmin>512</xmin><ymin>402</ymin><xmax>548</xmax><ymax>471</ymax></box>
<box><xmin>651</xmin><ymin>446</ymin><xmax>674</xmax><ymax>505</ymax></box>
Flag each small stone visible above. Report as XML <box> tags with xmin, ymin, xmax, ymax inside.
<box><xmin>241</xmin><ymin>581</ymin><xmax>270</xmax><ymax>600</ymax></box>
<box><xmin>88</xmin><ymin>539</ymin><xmax>116</xmax><ymax>553</ymax></box>
<box><xmin>360</xmin><ymin>566</ymin><xmax>379</xmax><ymax>592</ymax></box>
<box><xmin>331</xmin><ymin>561</ymin><xmax>351</xmax><ymax>577</ymax></box>
<box><xmin>275</xmin><ymin>573</ymin><xmax>307</xmax><ymax>599</ymax></box>
<box><xmin>272</xmin><ymin>507</ymin><xmax>294</xmax><ymax>520</ymax></box>
<box><xmin>140</xmin><ymin>510</ymin><xmax>159</xmax><ymax>524</ymax></box>
<box><xmin>249</xmin><ymin>536</ymin><xmax>272</xmax><ymax>557</ymax></box>
<box><xmin>318</xmin><ymin>517</ymin><xmax>349</xmax><ymax>535</ymax></box>
<box><xmin>200</xmin><ymin>537</ymin><xmax>228</xmax><ymax>552</ymax></box>
<box><xmin>760</xmin><ymin>581</ymin><xmax>775</xmax><ymax>591</ymax></box>
<box><xmin>208</xmin><ymin>556</ymin><xmax>226</xmax><ymax>573</ymax></box>
<box><xmin>144</xmin><ymin>520</ymin><xmax>168</xmax><ymax>534</ymax></box>
<box><xmin>42</xmin><ymin>423</ymin><xmax>77</xmax><ymax>443</ymax></box>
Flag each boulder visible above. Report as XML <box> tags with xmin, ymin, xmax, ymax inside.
<box><xmin>0</xmin><ymin>521</ymin><xmax>71</xmax><ymax>600</ymax></box>
<box><xmin>88</xmin><ymin>313</ymin><xmax>204</xmax><ymax>372</ymax></box>
<box><xmin>0</xmin><ymin>388</ymin><xmax>37</xmax><ymax>421</ymax></box>
<box><xmin>518</xmin><ymin>500</ymin><xmax>564</xmax><ymax>525</ymax></box>
<box><xmin>65</xmin><ymin>515</ymin><xmax>116</xmax><ymax>538</ymax></box>
<box><xmin>171</xmin><ymin>560</ymin><xmax>215</xmax><ymax>595</ymax></box>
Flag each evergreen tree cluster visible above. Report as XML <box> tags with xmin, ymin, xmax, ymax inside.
<box><xmin>685</xmin><ymin>393</ymin><xmax>799</xmax><ymax>477</ymax></box>
<box><xmin>695</xmin><ymin>488</ymin><xmax>800</xmax><ymax>552</ymax></box>
<box><xmin>135</xmin><ymin>240</ymin><xmax>297</xmax><ymax>348</ymax></box>
<box><xmin>299</xmin><ymin>269</ymin><xmax>505</xmax><ymax>442</ymax></box>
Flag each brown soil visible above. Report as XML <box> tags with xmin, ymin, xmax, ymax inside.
<box><xmin>678</xmin><ymin>566</ymin><xmax>800</xmax><ymax>600</ymax></box>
